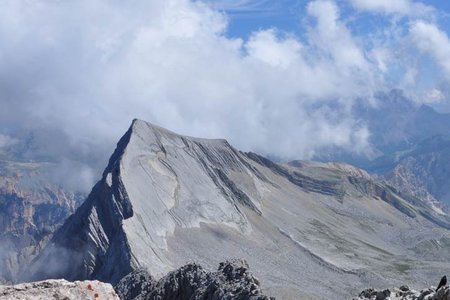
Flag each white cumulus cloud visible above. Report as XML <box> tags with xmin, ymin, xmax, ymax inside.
<box><xmin>348</xmin><ymin>0</ymin><xmax>435</xmax><ymax>16</ymax></box>
<box><xmin>410</xmin><ymin>21</ymin><xmax>450</xmax><ymax>80</ymax></box>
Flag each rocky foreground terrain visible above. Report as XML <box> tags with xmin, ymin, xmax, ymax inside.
<box><xmin>0</xmin><ymin>279</ymin><xmax>119</xmax><ymax>299</ymax></box>
<box><xmin>0</xmin><ymin>259</ymin><xmax>269</xmax><ymax>300</ymax></box>
<box><xmin>115</xmin><ymin>259</ymin><xmax>272</xmax><ymax>300</ymax></box>
<box><xmin>355</xmin><ymin>285</ymin><xmax>450</xmax><ymax>300</ymax></box>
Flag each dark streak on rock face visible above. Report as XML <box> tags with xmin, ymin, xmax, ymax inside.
<box><xmin>245</xmin><ymin>152</ymin><xmax>344</xmax><ymax>199</ymax></box>
<box><xmin>190</xmin><ymin>141</ymin><xmax>262</xmax><ymax>215</ymax></box>
<box><xmin>348</xmin><ymin>176</ymin><xmax>417</xmax><ymax>218</ymax></box>
<box><xmin>214</xmin><ymin>168</ymin><xmax>262</xmax><ymax>215</ymax></box>
<box><xmin>290</xmin><ymin>171</ymin><xmax>343</xmax><ymax>198</ymax></box>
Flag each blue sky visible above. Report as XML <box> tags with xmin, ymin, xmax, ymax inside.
<box><xmin>206</xmin><ymin>0</ymin><xmax>450</xmax><ymax>110</ymax></box>
<box><xmin>215</xmin><ymin>0</ymin><xmax>309</xmax><ymax>38</ymax></box>
<box><xmin>215</xmin><ymin>0</ymin><xmax>450</xmax><ymax>39</ymax></box>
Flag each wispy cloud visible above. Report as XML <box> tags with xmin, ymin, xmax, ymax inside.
<box><xmin>410</xmin><ymin>21</ymin><xmax>450</xmax><ymax>80</ymax></box>
<box><xmin>205</xmin><ymin>0</ymin><xmax>280</xmax><ymax>14</ymax></box>
<box><xmin>348</xmin><ymin>0</ymin><xmax>435</xmax><ymax>17</ymax></box>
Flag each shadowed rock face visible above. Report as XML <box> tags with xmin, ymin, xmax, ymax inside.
<box><xmin>115</xmin><ymin>259</ymin><xmax>273</xmax><ymax>300</ymax></box>
<box><xmin>354</xmin><ymin>285</ymin><xmax>450</xmax><ymax>300</ymax></box>
<box><xmin>114</xmin><ymin>269</ymin><xmax>154</xmax><ymax>300</ymax></box>
<box><xmin>247</xmin><ymin>153</ymin><xmax>345</xmax><ymax>199</ymax></box>
<box><xmin>26</xmin><ymin>119</ymin><xmax>450</xmax><ymax>299</ymax></box>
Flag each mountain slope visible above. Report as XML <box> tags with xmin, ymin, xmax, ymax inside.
<box><xmin>27</xmin><ymin>119</ymin><xmax>450</xmax><ymax>299</ymax></box>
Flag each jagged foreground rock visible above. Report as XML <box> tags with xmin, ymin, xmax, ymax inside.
<box><xmin>26</xmin><ymin>119</ymin><xmax>450</xmax><ymax>299</ymax></box>
<box><xmin>355</xmin><ymin>285</ymin><xmax>450</xmax><ymax>300</ymax></box>
<box><xmin>115</xmin><ymin>259</ymin><xmax>273</xmax><ymax>300</ymax></box>
<box><xmin>0</xmin><ymin>279</ymin><xmax>119</xmax><ymax>300</ymax></box>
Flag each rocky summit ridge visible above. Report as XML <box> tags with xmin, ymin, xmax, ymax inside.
<box><xmin>25</xmin><ymin>119</ymin><xmax>450</xmax><ymax>299</ymax></box>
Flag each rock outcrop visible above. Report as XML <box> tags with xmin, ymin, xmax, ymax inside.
<box><xmin>0</xmin><ymin>279</ymin><xmax>119</xmax><ymax>300</ymax></box>
<box><xmin>115</xmin><ymin>269</ymin><xmax>154</xmax><ymax>300</ymax></box>
<box><xmin>115</xmin><ymin>259</ymin><xmax>272</xmax><ymax>300</ymax></box>
<box><xmin>355</xmin><ymin>285</ymin><xmax>450</xmax><ymax>300</ymax></box>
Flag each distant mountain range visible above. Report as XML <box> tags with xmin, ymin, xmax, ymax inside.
<box><xmin>357</xmin><ymin>89</ymin><xmax>450</xmax><ymax>155</ymax></box>
<box><xmin>315</xmin><ymin>89</ymin><xmax>450</xmax><ymax>208</ymax></box>
<box><xmin>0</xmin><ymin>159</ymin><xmax>84</xmax><ymax>283</ymax></box>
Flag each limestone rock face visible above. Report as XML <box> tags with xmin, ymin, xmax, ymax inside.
<box><xmin>0</xmin><ymin>279</ymin><xmax>119</xmax><ymax>300</ymax></box>
<box><xmin>115</xmin><ymin>259</ymin><xmax>272</xmax><ymax>300</ymax></box>
<box><xmin>27</xmin><ymin>119</ymin><xmax>450</xmax><ymax>299</ymax></box>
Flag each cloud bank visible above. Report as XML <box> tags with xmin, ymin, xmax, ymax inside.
<box><xmin>0</xmin><ymin>0</ymin><xmax>449</xmax><ymax>191</ymax></box>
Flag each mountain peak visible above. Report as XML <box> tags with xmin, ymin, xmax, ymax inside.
<box><xmin>26</xmin><ymin>119</ymin><xmax>450</xmax><ymax>299</ymax></box>
<box><xmin>130</xmin><ymin>118</ymin><xmax>179</xmax><ymax>139</ymax></box>
<box><xmin>130</xmin><ymin>118</ymin><xmax>228</xmax><ymax>144</ymax></box>
<box><xmin>27</xmin><ymin>118</ymin><xmax>264</xmax><ymax>283</ymax></box>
